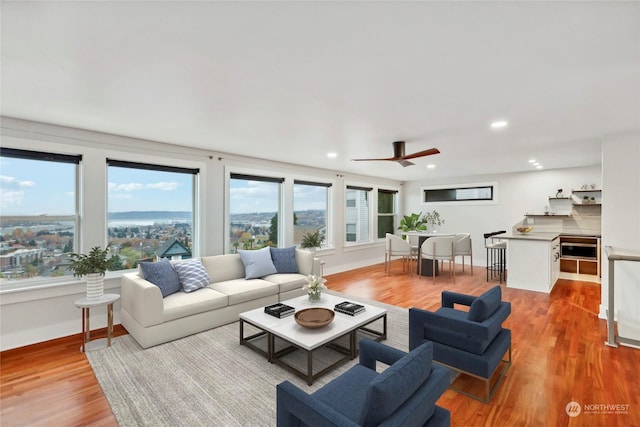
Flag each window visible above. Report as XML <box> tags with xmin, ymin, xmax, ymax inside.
<box><xmin>293</xmin><ymin>180</ymin><xmax>330</xmax><ymax>248</ymax></box>
<box><xmin>229</xmin><ymin>173</ymin><xmax>283</xmax><ymax>252</ymax></box>
<box><xmin>377</xmin><ymin>189</ymin><xmax>397</xmax><ymax>238</ymax></box>
<box><xmin>345</xmin><ymin>185</ymin><xmax>371</xmax><ymax>244</ymax></box>
<box><xmin>423</xmin><ymin>185</ymin><xmax>494</xmax><ymax>203</ymax></box>
<box><xmin>0</xmin><ymin>148</ymin><xmax>80</xmax><ymax>285</ymax></box>
<box><xmin>107</xmin><ymin>159</ymin><xmax>198</xmax><ymax>269</ymax></box>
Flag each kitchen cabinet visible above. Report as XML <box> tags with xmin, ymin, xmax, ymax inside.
<box><xmin>558</xmin><ymin>235</ymin><xmax>601</xmax><ymax>283</ymax></box>
<box><xmin>500</xmin><ymin>233</ymin><xmax>560</xmax><ymax>293</ymax></box>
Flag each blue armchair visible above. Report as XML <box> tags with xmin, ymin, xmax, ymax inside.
<box><xmin>409</xmin><ymin>286</ymin><xmax>511</xmax><ymax>403</ymax></box>
<box><xmin>276</xmin><ymin>339</ymin><xmax>450</xmax><ymax>427</ymax></box>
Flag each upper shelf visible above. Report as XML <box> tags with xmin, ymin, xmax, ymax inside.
<box><xmin>572</xmin><ymin>189</ymin><xmax>601</xmax><ymax>193</ymax></box>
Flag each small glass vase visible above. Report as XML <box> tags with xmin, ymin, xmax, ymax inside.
<box><xmin>308</xmin><ymin>289</ymin><xmax>322</xmax><ymax>302</ymax></box>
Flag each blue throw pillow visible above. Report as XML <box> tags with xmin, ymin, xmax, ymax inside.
<box><xmin>172</xmin><ymin>258</ymin><xmax>210</xmax><ymax>292</ymax></box>
<box><xmin>139</xmin><ymin>258</ymin><xmax>181</xmax><ymax>298</ymax></box>
<box><xmin>468</xmin><ymin>286</ymin><xmax>502</xmax><ymax>322</ymax></box>
<box><xmin>270</xmin><ymin>246</ymin><xmax>299</xmax><ymax>274</ymax></box>
<box><xmin>238</xmin><ymin>247</ymin><xmax>278</xmax><ymax>279</ymax></box>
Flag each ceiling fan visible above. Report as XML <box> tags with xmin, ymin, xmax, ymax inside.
<box><xmin>352</xmin><ymin>141</ymin><xmax>440</xmax><ymax>167</ymax></box>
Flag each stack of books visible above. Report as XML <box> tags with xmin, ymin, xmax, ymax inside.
<box><xmin>264</xmin><ymin>303</ymin><xmax>295</xmax><ymax>318</ymax></box>
<box><xmin>334</xmin><ymin>301</ymin><xmax>366</xmax><ymax>316</ymax></box>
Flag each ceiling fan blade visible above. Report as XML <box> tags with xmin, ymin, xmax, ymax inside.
<box><xmin>397</xmin><ymin>160</ymin><xmax>414</xmax><ymax>167</ymax></box>
<box><xmin>400</xmin><ymin>148</ymin><xmax>440</xmax><ymax>160</ymax></box>
<box><xmin>351</xmin><ymin>142</ymin><xmax>439</xmax><ymax>166</ymax></box>
<box><xmin>351</xmin><ymin>157</ymin><xmax>398</xmax><ymax>162</ymax></box>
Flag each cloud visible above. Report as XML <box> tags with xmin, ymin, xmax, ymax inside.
<box><xmin>108</xmin><ymin>181</ymin><xmax>180</xmax><ymax>192</ymax></box>
<box><xmin>0</xmin><ymin>175</ymin><xmax>35</xmax><ymax>188</ymax></box>
<box><xmin>147</xmin><ymin>181</ymin><xmax>179</xmax><ymax>191</ymax></box>
<box><xmin>0</xmin><ymin>189</ymin><xmax>24</xmax><ymax>209</ymax></box>
<box><xmin>109</xmin><ymin>182</ymin><xmax>145</xmax><ymax>192</ymax></box>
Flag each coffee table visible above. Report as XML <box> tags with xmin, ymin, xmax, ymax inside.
<box><xmin>239</xmin><ymin>293</ymin><xmax>387</xmax><ymax>385</ymax></box>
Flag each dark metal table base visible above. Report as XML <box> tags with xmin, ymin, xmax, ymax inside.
<box><xmin>240</xmin><ymin>313</ymin><xmax>387</xmax><ymax>385</ymax></box>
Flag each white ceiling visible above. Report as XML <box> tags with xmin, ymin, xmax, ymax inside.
<box><xmin>2</xmin><ymin>1</ymin><xmax>639</xmax><ymax>181</ymax></box>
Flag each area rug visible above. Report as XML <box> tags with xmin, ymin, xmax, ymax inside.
<box><xmin>86</xmin><ymin>293</ymin><xmax>409</xmax><ymax>426</ymax></box>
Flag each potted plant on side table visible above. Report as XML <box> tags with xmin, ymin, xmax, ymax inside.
<box><xmin>67</xmin><ymin>243</ymin><xmax>121</xmax><ymax>300</ymax></box>
<box><xmin>300</xmin><ymin>230</ymin><xmax>324</xmax><ymax>254</ymax></box>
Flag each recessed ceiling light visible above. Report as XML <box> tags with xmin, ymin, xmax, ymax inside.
<box><xmin>528</xmin><ymin>159</ymin><xmax>536</xmax><ymax>163</ymax></box>
<box><xmin>426</xmin><ymin>164</ymin><xmax>435</xmax><ymax>169</ymax></box>
<box><xmin>327</xmin><ymin>152</ymin><xmax>337</xmax><ymax>158</ymax></box>
<box><xmin>490</xmin><ymin>120</ymin><xmax>508</xmax><ymax>129</ymax></box>
<box><xmin>536</xmin><ymin>165</ymin><xmax>543</xmax><ymax>169</ymax></box>
<box><xmin>533</xmin><ymin>162</ymin><xmax>540</xmax><ymax>166</ymax></box>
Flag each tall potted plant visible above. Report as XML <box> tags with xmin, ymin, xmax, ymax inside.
<box><xmin>398</xmin><ymin>212</ymin><xmax>427</xmax><ymax>233</ymax></box>
<box><xmin>67</xmin><ymin>243</ymin><xmax>120</xmax><ymax>299</ymax></box>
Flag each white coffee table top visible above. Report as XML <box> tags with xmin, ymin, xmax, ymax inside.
<box><xmin>240</xmin><ymin>293</ymin><xmax>387</xmax><ymax>351</ymax></box>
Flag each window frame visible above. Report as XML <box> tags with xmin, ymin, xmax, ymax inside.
<box><xmin>377</xmin><ymin>188</ymin><xmax>398</xmax><ymax>239</ymax></box>
<box><xmin>226</xmin><ymin>170</ymin><xmax>284</xmax><ymax>253</ymax></box>
<box><xmin>421</xmin><ymin>182</ymin><xmax>498</xmax><ymax>206</ymax></box>
<box><xmin>344</xmin><ymin>184</ymin><xmax>373</xmax><ymax>246</ymax></box>
<box><xmin>106</xmin><ymin>158</ymin><xmax>200</xmax><ymax>270</ymax></box>
<box><xmin>0</xmin><ymin>148</ymin><xmax>81</xmax><ymax>288</ymax></box>
<box><xmin>293</xmin><ymin>179</ymin><xmax>332</xmax><ymax>250</ymax></box>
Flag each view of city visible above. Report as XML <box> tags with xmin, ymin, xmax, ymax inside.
<box><xmin>0</xmin><ymin>152</ymin><xmax>327</xmax><ymax>284</ymax></box>
<box><xmin>0</xmin><ymin>209</ymin><xmax>325</xmax><ymax>282</ymax></box>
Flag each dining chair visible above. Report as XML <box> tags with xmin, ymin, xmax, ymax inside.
<box><xmin>385</xmin><ymin>233</ymin><xmax>413</xmax><ymax>275</ymax></box>
<box><xmin>453</xmin><ymin>233</ymin><xmax>473</xmax><ymax>275</ymax></box>
<box><xmin>419</xmin><ymin>236</ymin><xmax>455</xmax><ymax>284</ymax></box>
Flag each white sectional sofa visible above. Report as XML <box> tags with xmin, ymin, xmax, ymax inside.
<box><xmin>120</xmin><ymin>249</ymin><xmax>321</xmax><ymax>348</ymax></box>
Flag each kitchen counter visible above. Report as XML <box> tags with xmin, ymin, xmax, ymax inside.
<box><xmin>500</xmin><ymin>233</ymin><xmax>561</xmax><ymax>293</ymax></box>
<box><xmin>496</xmin><ymin>232</ymin><xmax>560</xmax><ymax>241</ymax></box>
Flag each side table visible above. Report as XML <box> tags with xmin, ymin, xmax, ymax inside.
<box><xmin>74</xmin><ymin>293</ymin><xmax>120</xmax><ymax>352</ymax></box>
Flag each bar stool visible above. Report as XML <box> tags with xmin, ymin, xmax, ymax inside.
<box><xmin>484</xmin><ymin>231</ymin><xmax>507</xmax><ymax>283</ymax></box>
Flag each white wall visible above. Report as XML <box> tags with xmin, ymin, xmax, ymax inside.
<box><xmin>600</xmin><ymin>131</ymin><xmax>640</xmax><ymax>343</ymax></box>
<box><xmin>0</xmin><ymin>118</ymin><xmax>398</xmax><ymax>350</ymax></box>
<box><xmin>402</xmin><ymin>165</ymin><xmax>602</xmax><ymax>268</ymax></box>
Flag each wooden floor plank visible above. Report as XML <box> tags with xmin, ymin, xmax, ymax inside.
<box><xmin>1</xmin><ymin>262</ymin><xmax>639</xmax><ymax>426</ymax></box>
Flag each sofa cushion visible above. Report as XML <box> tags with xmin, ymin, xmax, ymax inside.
<box><xmin>139</xmin><ymin>258</ymin><xmax>181</xmax><ymax>297</ymax></box>
<box><xmin>270</xmin><ymin>246</ymin><xmax>299</xmax><ymax>273</ymax></box>
<box><xmin>161</xmin><ymin>287</ymin><xmax>229</xmax><ymax>323</ymax></box>
<box><xmin>468</xmin><ymin>286</ymin><xmax>502</xmax><ymax>322</ymax></box>
<box><xmin>238</xmin><ymin>247</ymin><xmax>278</xmax><ymax>279</ymax></box>
<box><xmin>201</xmin><ymin>254</ymin><xmax>245</xmax><ymax>282</ymax></box>
<box><xmin>262</xmin><ymin>273</ymin><xmax>307</xmax><ymax>293</ymax></box>
<box><xmin>207</xmin><ymin>278</ymin><xmax>279</xmax><ymax>305</ymax></box>
<box><xmin>360</xmin><ymin>341</ymin><xmax>433</xmax><ymax>426</ymax></box>
<box><xmin>172</xmin><ymin>258</ymin><xmax>211</xmax><ymax>292</ymax></box>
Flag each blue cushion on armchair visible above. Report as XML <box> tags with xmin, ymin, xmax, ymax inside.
<box><xmin>468</xmin><ymin>286</ymin><xmax>502</xmax><ymax>322</ymax></box>
<box><xmin>359</xmin><ymin>342</ymin><xmax>433</xmax><ymax>426</ymax></box>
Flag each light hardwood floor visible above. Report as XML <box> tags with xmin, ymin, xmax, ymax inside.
<box><xmin>1</xmin><ymin>261</ymin><xmax>639</xmax><ymax>426</ymax></box>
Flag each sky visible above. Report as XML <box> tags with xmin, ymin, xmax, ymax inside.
<box><xmin>0</xmin><ymin>156</ymin><xmax>327</xmax><ymax>215</ymax></box>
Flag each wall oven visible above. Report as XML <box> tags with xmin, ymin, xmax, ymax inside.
<box><xmin>560</xmin><ymin>242</ymin><xmax>598</xmax><ymax>259</ymax></box>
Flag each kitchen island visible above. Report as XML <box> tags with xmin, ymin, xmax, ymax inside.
<box><xmin>498</xmin><ymin>232</ymin><xmax>561</xmax><ymax>293</ymax></box>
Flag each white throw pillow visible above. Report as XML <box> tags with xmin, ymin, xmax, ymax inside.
<box><xmin>238</xmin><ymin>247</ymin><xmax>278</xmax><ymax>279</ymax></box>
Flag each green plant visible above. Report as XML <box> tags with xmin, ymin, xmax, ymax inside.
<box><xmin>397</xmin><ymin>212</ymin><xmax>427</xmax><ymax>232</ymax></box>
<box><xmin>422</xmin><ymin>210</ymin><xmax>445</xmax><ymax>229</ymax></box>
<box><xmin>301</xmin><ymin>230</ymin><xmax>324</xmax><ymax>249</ymax></box>
<box><xmin>66</xmin><ymin>243</ymin><xmax>120</xmax><ymax>278</ymax></box>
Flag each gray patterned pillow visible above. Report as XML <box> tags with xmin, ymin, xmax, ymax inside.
<box><xmin>270</xmin><ymin>246</ymin><xmax>299</xmax><ymax>273</ymax></box>
<box><xmin>139</xmin><ymin>258</ymin><xmax>181</xmax><ymax>298</ymax></box>
<box><xmin>172</xmin><ymin>258</ymin><xmax>210</xmax><ymax>292</ymax></box>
